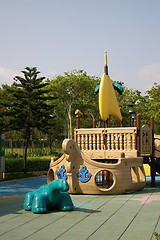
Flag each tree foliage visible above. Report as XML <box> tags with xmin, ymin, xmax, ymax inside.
<box><xmin>117</xmin><ymin>84</ymin><xmax>150</xmax><ymax>127</ymax></box>
<box><xmin>0</xmin><ymin>67</ymin><xmax>56</xmax><ymax>172</ymax></box>
<box><xmin>48</xmin><ymin>70</ymin><xmax>99</xmax><ymax>138</ymax></box>
<box><xmin>146</xmin><ymin>82</ymin><xmax>160</xmax><ymax>134</ymax></box>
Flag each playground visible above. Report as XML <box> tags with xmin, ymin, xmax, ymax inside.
<box><xmin>1</xmin><ymin>51</ymin><xmax>160</xmax><ymax>239</ymax></box>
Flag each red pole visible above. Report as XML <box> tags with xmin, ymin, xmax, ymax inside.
<box><xmin>76</xmin><ymin>117</ymin><xmax>80</xmax><ymax>129</ymax></box>
<box><xmin>93</xmin><ymin>119</ymin><xmax>96</xmax><ymax>128</ymax></box>
<box><xmin>121</xmin><ymin>117</ymin><xmax>123</xmax><ymax>127</ymax></box>
<box><xmin>75</xmin><ymin>109</ymin><xmax>83</xmax><ymax>129</ymax></box>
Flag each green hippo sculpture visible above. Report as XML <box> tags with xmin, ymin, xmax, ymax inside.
<box><xmin>23</xmin><ymin>179</ymin><xmax>74</xmax><ymax>213</ymax></box>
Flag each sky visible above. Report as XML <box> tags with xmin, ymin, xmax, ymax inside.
<box><xmin>0</xmin><ymin>0</ymin><xmax>160</xmax><ymax>93</ymax></box>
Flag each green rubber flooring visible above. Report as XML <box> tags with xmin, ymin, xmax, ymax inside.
<box><xmin>0</xmin><ymin>183</ymin><xmax>160</xmax><ymax>240</ymax></box>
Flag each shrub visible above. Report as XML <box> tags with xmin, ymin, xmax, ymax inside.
<box><xmin>5</xmin><ymin>154</ymin><xmax>51</xmax><ymax>173</ymax></box>
<box><xmin>27</xmin><ymin>159</ymin><xmax>50</xmax><ymax>172</ymax></box>
<box><xmin>5</xmin><ymin>159</ymin><xmax>23</xmax><ymax>173</ymax></box>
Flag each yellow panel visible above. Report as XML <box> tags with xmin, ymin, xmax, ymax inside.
<box><xmin>143</xmin><ymin>164</ymin><xmax>150</xmax><ymax>176</ymax></box>
<box><xmin>99</xmin><ymin>73</ymin><xmax>122</xmax><ymax>122</ymax></box>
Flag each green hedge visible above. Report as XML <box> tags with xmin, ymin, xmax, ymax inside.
<box><xmin>5</xmin><ymin>158</ymin><xmax>50</xmax><ymax>173</ymax></box>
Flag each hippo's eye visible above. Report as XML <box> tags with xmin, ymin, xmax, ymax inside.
<box><xmin>62</xmin><ymin>180</ymin><xmax>64</xmax><ymax>183</ymax></box>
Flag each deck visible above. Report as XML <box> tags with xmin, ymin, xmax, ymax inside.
<box><xmin>0</xmin><ymin>177</ymin><xmax>160</xmax><ymax>240</ymax></box>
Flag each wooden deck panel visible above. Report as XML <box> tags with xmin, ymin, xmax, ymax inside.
<box><xmin>0</xmin><ymin>187</ymin><xmax>160</xmax><ymax>240</ymax></box>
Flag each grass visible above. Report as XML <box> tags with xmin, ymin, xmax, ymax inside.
<box><xmin>27</xmin><ymin>155</ymin><xmax>52</xmax><ymax>161</ymax></box>
<box><xmin>5</xmin><ymin>154</ymin><xmax>52</xmax><ymax>161</ymax></box>
<box><xmin>5</xmin><ymin>147</ymin><xmax>63</xmax><ymax>157</ymax></box>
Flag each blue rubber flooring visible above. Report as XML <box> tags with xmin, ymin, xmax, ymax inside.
<box><xmin>146</xmin><ymin>175</ymin><xmax>160</xmax><ymax>184</ymax></box>
<box><xmin>0</xmin><ymin>176</ymin><xmax>160</xmax><ymax>197</ymax></box>
<box><xmin>0</xmin><ymin>177</ymin><xmax>47</xmax><ymax>196</ymax></box>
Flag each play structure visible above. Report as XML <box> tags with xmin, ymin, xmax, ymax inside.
<box><xmin>24</xmin><ymin>179</ymin><xmax>74</xmax><ymax>213</ymax></box>
<box><xmin>47</xmin><ymin>138</ymin><xmax>145</xmax><ymax>194</ymax></box>
<box><xmin>47</xmin><ymin>51</ymin><xmax>160</xmax><ymax>194</ymax></box>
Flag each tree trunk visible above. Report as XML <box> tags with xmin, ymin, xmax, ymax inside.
<box><xmin>31</xmin><ymin>141</ymin><xmax>34</xmax><ymax>154</ymax></box>
<box><xmin>67</xmin><ymin>117</ymin><xmax>70</xmax><ymax>139</ymax></box>
<box><xmin>49</xmin><ymin>140</ymin><xmax>52</xmax><ymax>155</ymax></box>
<box><xmin>10</xmin><ymin>138</ymin><xmax>14</xmax><ymax>155</ymax></box>
<box><xmin>24</xmin><ymin>138</ymin><xmax>29</xmax><ymax>173</ymax></box>
<box><xmin>67</xmin><ymin>104</ymin><xmax>72</xmax><ymax>139</ymax></box>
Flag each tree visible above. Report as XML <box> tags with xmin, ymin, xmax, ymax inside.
<box><xmin>117</xmin><ymin>85</ymin><xmax>150</xmax><ymax>127</ymax></box>
<box><xmin>48</xmin><ymin>70</ymin><xmax>99</xmax><ymax>139</ymax></box>
<box><xmin>146</xmin><ymin>82</ymin><xmax>160</xmax><ymax>134</ymax></box>
<box><xmin>2</xmin><ymin>67</ymin><xmax>56</xmax><ymax>172</ymax></box>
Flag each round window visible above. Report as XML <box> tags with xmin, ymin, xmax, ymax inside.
<box><xmin>95</xmin><ymin>170</ymin><xmax>114</xmax><ymax>189</ymax></box>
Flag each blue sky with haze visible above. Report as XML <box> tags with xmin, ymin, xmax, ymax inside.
<box><xmin>0</xmin><ymin>0</ymin><xmax>160</xmax><ymax>93</ymax></box>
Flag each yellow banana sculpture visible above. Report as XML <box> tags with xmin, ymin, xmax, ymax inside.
<box><xmin>99</xmin><ymin>51</ymin><xmax>122</xmax><ymax>122</ymax></box>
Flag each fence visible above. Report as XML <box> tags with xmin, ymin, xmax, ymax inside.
<box><xmin>5</xmin><ymin>139</ymin><xmax>63</xmax><ymax>156</ymax></box>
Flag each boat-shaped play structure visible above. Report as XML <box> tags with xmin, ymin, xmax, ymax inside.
<box><xmin>47</xmin><ymin>138</ymin><xmax>145</xmax><ymax>194</ymax></box>
<box><xmin>47</xmin><ymin>52</ymin><xmax>156</xmax><ymax>194</ymax></box>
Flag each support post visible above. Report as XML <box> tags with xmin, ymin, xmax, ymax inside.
<box><xmin>75</xmin><ymin>109</ymin><xmax>83</xmax><ymax>129</ymax></box>
<box><xmin>121</xmin><ymin>117</ymin><xmax>123</xmax><ymax>127</ymax></box>
<box><xmin>150</xmin><ymin>116</ymin><xmax>155</xmax><ymax>187</ymax></box>
<box><xmin>65</xmin><ymin>105</ymin><xmax>67</xmax><ymax>138</ymax></box>
<box><xmin>93</xmin><ymin>119</ymin><xmax>96</xmax><ymax>128</ymax></box>
<box><xmin>105</xmin><ymin>119</ymin><xmax>108</xmax><ymax>128</ymax></box>
<box><xmin>0</xmin><ymin>134</ymin><xmax>5</xmax><ymax>179</ymax></box>
<box><xmin>136</xmin><ymin>114</ymin><xmax>141</xmax><ymax>157</ymax></box>
<box><xmin>76</xmin><ymin>116</ymin><xmax>80</xmax><ymax>129</ymax></box>
<box><xmin>121</xmin><ymin>152</ymin><xmax>125</xmax><ymax>158</ymax></box>
<box><xmin>134</xmin><ymin>119</ymin><xmax>137</xmax><ymax>127</ymax></box>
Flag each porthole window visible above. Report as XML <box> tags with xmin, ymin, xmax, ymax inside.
<box><xmin>95</xmin><ymin>170</ymin><xmax>114</xmax><ymax>189</ymax></box>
